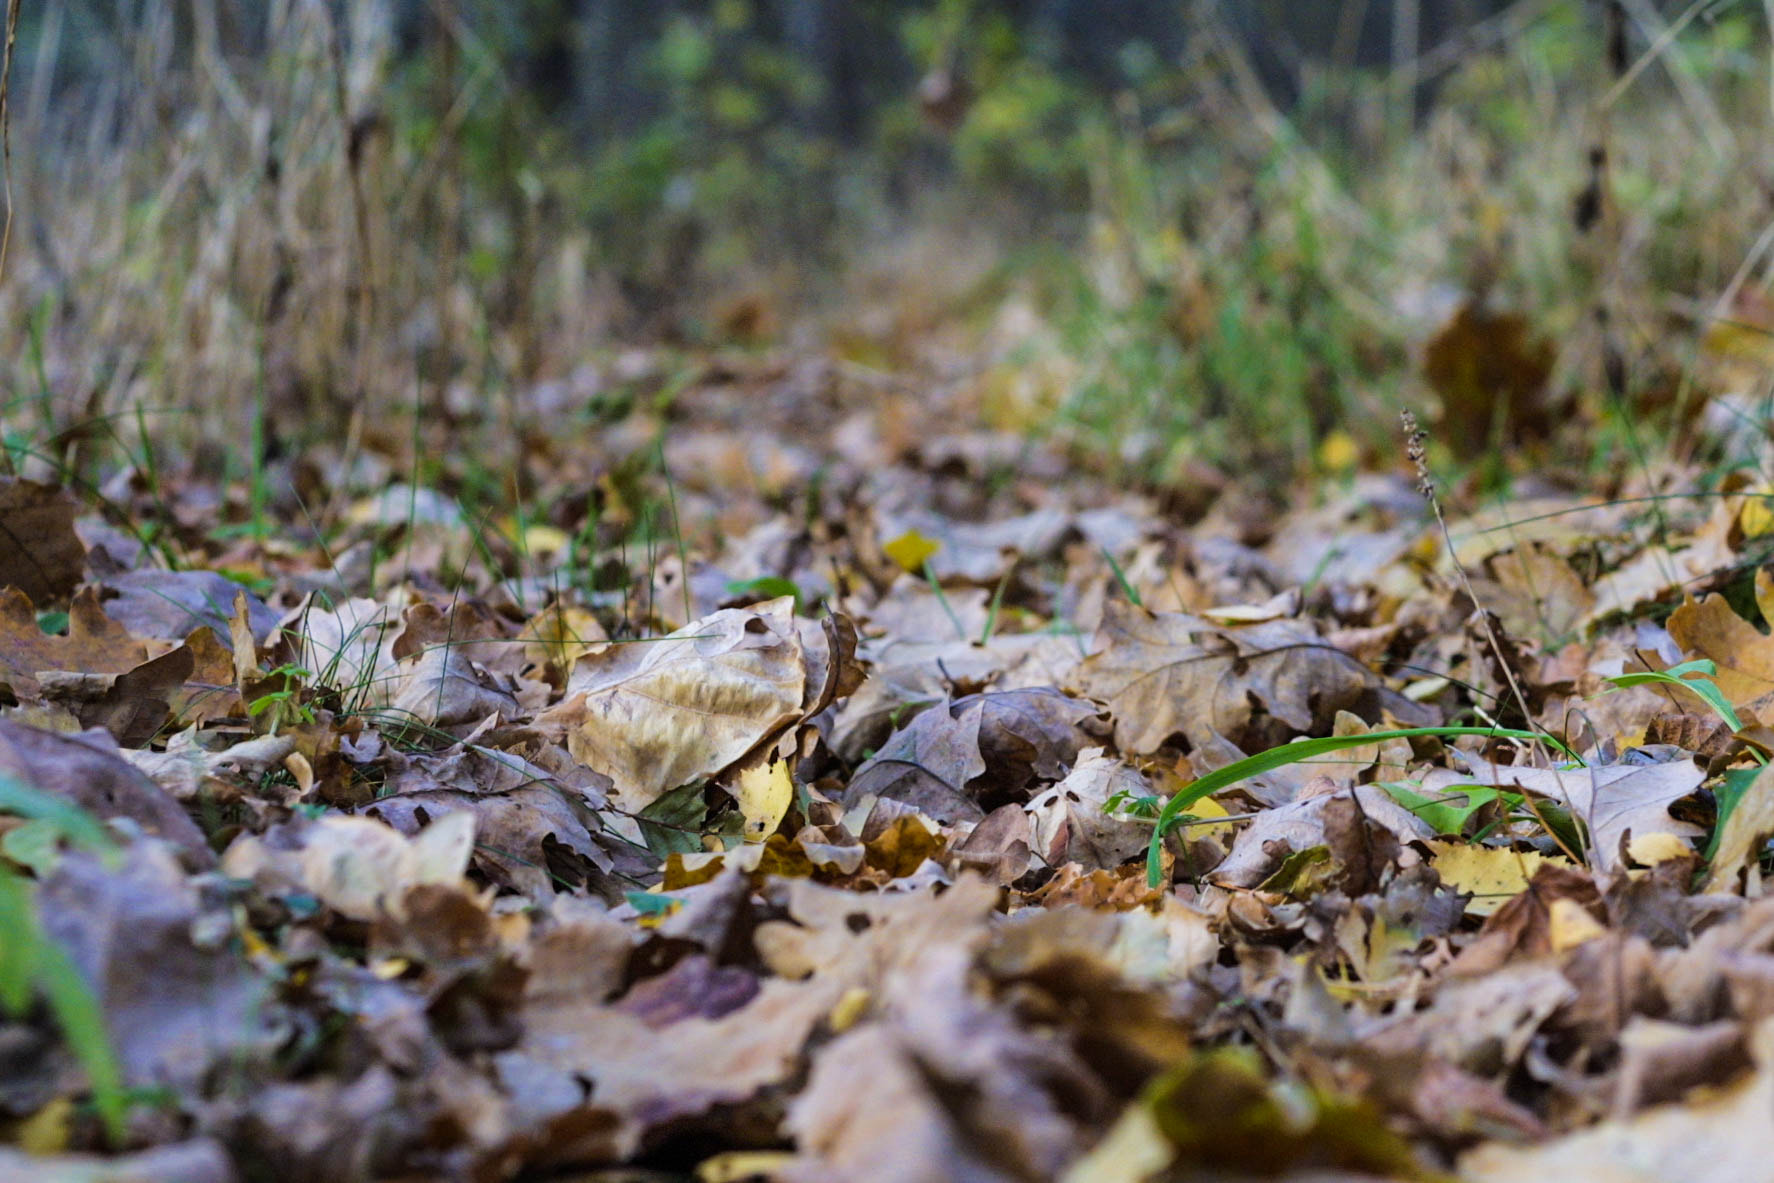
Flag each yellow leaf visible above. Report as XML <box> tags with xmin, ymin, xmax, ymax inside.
<box><xmin>1426</xmin><ymin>840</ymin><xmax>1562</xmax><ymax>916</ymax></box>
<box><xmin>1549</xmin><ymin>898</ymin><xmax>1606</xmax><ymax>952</ymax></box>
<box><xmin>499</xmin><ymin>519</ymin><xmax>572</xmax><ymax>556</ymax></box>
<box><xmin>1151</xmin><ymin>771</ymin><xmax>1235</xmax><ymax>843</ymax></box>
<box><xmin>371</xmin><ymin>956</ymin><xmax>411</xmax><ymax>980</ymax></box>
<box><xmin>883</xmin><ymin>529</ymin><xmax>941</xmax><ymax>573</ymax></box>
<box><xmin>1743</xmin><ymin>492</ymin><xmax>1774</xmax><ymax>540</ymax></box>
<box><xmin>1318</xmin><ymin>429</ymin><xmax>1361</xmax><ymax>472</ymax></box>
<box><xmin>1627</xmin><ymin>831</ymin><xmax>1693</xmax><ymax>866</ymax></box>
<box><xmin>829</xmin><ymin>986</ymin><xmax>871</xmax><ymax>1033</ymax></box>
<box><xmin>697</xmin><ymin>1151</ymin><xmax>799</xmax><ymax>1183</ymax></box>
<box><xmin>735</xmin><ymin>757</ymin><xmax>794</xmax><ymax>842</ymax></box>
<box><xmin>15</xmin><ymin>1097</ymin><xmax>73</xmax><ymax>1155</ymax></box>
<box><xmin>1062</xmin><ymin>1102</ymin><xmax>1173</xmax><ymax>1183</ymax></box>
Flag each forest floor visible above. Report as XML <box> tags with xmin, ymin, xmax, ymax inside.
<box><xmin>5</xmin><ymin>275</ymin><xmax>1774</xmax><ymax>1183</ymax></box>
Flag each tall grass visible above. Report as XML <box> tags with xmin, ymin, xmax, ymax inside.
<box><xmin>1009</xmin><ymin>3</ymin><xmax>1774</xmax><ymax>486</ymax></box>
<box><xmin>1</xmin><ymin>2</ymin><xmax>1770</xmax><ymax>508</ymax></box>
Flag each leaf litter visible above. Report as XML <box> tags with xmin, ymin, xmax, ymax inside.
<box><xmin>5</xmin><ymin>353</ymin><xmax>1774</xmax><ymax>1183</ymax></box>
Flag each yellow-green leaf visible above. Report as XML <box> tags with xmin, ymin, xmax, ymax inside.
<box><xmin>883</xmin><ymin>529</ymin><xmax>941</xmax><ymax>573</ymax></box>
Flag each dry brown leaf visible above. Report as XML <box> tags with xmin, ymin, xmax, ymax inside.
<box><xmin>537</xmin><ymin>597</ymin><xmax>808</xmax><ymax>810</ymax></box>
<box><xmin>365</xmin><ymin>742</ymin><xmax>618</xmax><ymax>897</ymax></box>
<box><xmin>0</xmin><ymin>719</ymin><xmax>213</xmax><ymax>867</ymax></box>
<box><xmin>501</xmin><ymin>878</ymin><xmax>1003</xmax><ymax>1159</ymax></box>
<box><xmin>39</xmin><ymin>845</ymin><xmax>280</xmax><ymax>1090</ymax></box>
<box><xmin>99</xmin><ymin>569</ymin><xmax>281</xmax><ymax>642</ymax></box>
<box><xmin>1460</xmin><ymin>1017</ymin><xmax>1774</xmax><ymax>1182</ymax></box>
<box><xmin>381</xmin><ymin>644</ymin><xmax>522</xmax><ymax>727</ymax></box>
<box><xmin>0</xmin><ymin>478</ymin><xmax>84</xmax><ymax>605</ymax></box>
<box><xmin>783</xmin><ymin>1024</ymin><xmax>1023</xmax><ymax>1183</ymax></box>
<box><xmin>288</xmin><ymin>595</ymin><xmax>400</xmax><ymax>700</ymax></box>
<box><xmin>1026</xmin><ymin>747</ymin><xmax>1152</xmax><ymax>869</ymax></box>
<box><xmin>1213</xmin><ymin>780</ymin><xmax>1434</xmax><ymax>889</ymax></box>
<box><xmin>37</xmin><ymin>641</ymin><xmax>192</xmax><ymax>747</ymax></box>
<box><xmin>844</xmin><ymin>687</ymin><xmax>1100</xmax><ymax>824</ymax></box>
<box><xmin>1423</xmin><ymin>302</ymin><xmax>1553</xmax><ymax>456</ymax></box>
<box><xmin>950</xmin><ymin>802</ymin><xmax>1035</xmax><ymax>884</ymax></box>
<box><xmin>1667</xmin><ymin>589</ymin><xmax>1774</xmax><ymax>709</ymax></box>
<box><xmin>1072</xmin><ymin>601</ymin><xmax>1379</xmax><ymax>754</ymax></box>
<box><xmin>0</xmin><ymin>586</ymin><xmax>150</xmax><ymax>700</ymax></box>
<box><xmin>1486</xmin><ymin>544</ymin><xmax>1595</xmax><ymax>641</ymax></box>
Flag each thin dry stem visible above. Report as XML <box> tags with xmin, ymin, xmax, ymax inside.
<box><xmin>1402</xmin><ymin>409</ymin><xmax>1584</xmax><ymax>864</ymax></box>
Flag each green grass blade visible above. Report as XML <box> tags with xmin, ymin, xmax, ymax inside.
<box><xmin>1145</xmin><ymin>726</ymin><xmax>1555</xmax><ymax>886</ymax></box>
<box><xmin>0</xmin><ymin>777</ymin><xmax>118</xmax><ymax>856</ymax></box>
<box><xmin>34</xmin><ymin>932</ymin><xmax>127</xmax><ymax>1143</ymax></box>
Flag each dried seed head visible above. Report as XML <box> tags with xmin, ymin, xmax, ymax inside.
<box><xmin>1401</xmin><ymin>410</ymin><xmax>1434</xmax><ymax>500</ymax></box>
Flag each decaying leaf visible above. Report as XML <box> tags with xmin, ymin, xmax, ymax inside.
<box><xmin>1213</xmin><ymin>779</ymin><xmax>1434</xmax><ymax>889</ymax></box>
<box><xmin>1461</xmin><ymin>1017</ymin><xmax>1774</xmax><ymax>1182</ymax></box>
<box><xmin>1073</xmin><ymin>601</ymin><xmax>1382</xmax><ymax>754</ymax></box>
<box><xmin>221</xmin><ymin>811</ymin><xmax>476</xmax><ymax>921</ymax></box>
<box><xmin>844</xmin><ymin>687</ymin><xmax>1104</xmax><ymax>824</ymax></box>
<box><xmin>0</xmin><ymin>478</ymin><xmax>85</xmax><ymax>605</ymax></box>
<box><xmin>0</xmin><ymin>587</ymin><xmax>151</xmax><ymax>701</ymax></box>
<box><xmin>537</xmin><ymin>598</ymin><xmax>811</xmax><ymax>810</ymax></box>
<box><xmin>100</xmin><ymin>569</ymin><xmax>281</xmax><ymax>643</ymax></box>
<box><xmin>0</xmin><ymin>719</ymin><xmax>214</xmax><ymax>867</ymax></box>
<box><xmin>39</xmin><ymin>845</ymin><xmax>282</xmax><ymax>1090</ymax></box>
<box><xmin>1667</xmin><ymin>587</ymin><xmax>1774</xmax><ymax>711</ymax></box>
<box><xmin>1026</xmin><ymin>747</ymin><xmax>1152</xmax><ymax>869</ymax></box>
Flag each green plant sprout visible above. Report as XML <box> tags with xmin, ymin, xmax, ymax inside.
<box><xmin>246</xmin><ymin>663</ymin><xmax>317</xmax><ymax>734</ymax></box>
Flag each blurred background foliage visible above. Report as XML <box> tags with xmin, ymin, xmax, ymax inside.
<box><xmin>4</xmin><ymin>1</ymin><xmax>1772</xmax><ymax>488</ymax></box>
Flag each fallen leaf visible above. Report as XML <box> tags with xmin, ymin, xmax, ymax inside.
<box><xmin>1460</xmin><ymin>1017</ymin><xmax>1774</xmax><ymax>1182</ymax></box>
<box><xmin>0</xmin><ymin>587</ymin><xmax>150</xmax><ymax>701</ymax></box>
<box><xmin>1705</xmin><ymin>760</ymin><xmax>1774</xmax><ymax>893</ymax></box>
<box><xmin>0</xmin><ymin>478</ymin><xmax>84</xmax><ymax>605</ymax></box>
<box><xmin>1424</xmin><ymin>840</ymin><xmax>1556</xmax><ymax>917</ymax></box>
<box><xmin>731</xmin><ymin>755</ymin><xmax>794</xmax><ymax>842</ymax></box>
<box><xmin>1026</xmin><ymin>748</ymin><xmax>1153</xmax><ymax>869</ymax></box>
<box><xmin>221</xmin><ymin>812</ymin><xmax>475</xmax><ymax>922</ymax></box>
<box><xmin>882</xmin><ymin>529</ymin><xmax>941</xmax><ymax>573</ymax></box>
<box><xmin>1214</xmin><ymin>780</ymin><xmax>1434</xmax><ymax>889</ymax></box>
<box><xmin>100</xmin><ymin>569</ymin><xmax>281</xmax><ymax>643</ymax></box>
<box><xmin>38</xmin><ymin>845</ymin><xmax>281</xmax><ymax>1091</ymax></box>
<box><xmin>844</xmin><ymin>687</ymin><xmax>1100</xmax><ymax>824</ymax></box>
<box><xmin>538</xmin><ymin>598</ymin><xmax>809</xmax><ymax>810</ymax></box>
<box><xmin>0</xmin><ymin>719</ymin><xmax>213</xmax><ymax>868</ymax></box>
<box><xmin>1073</xmin><ymin>601</ymin><xmax>1381</xmax><ymax>754</ymax></box>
